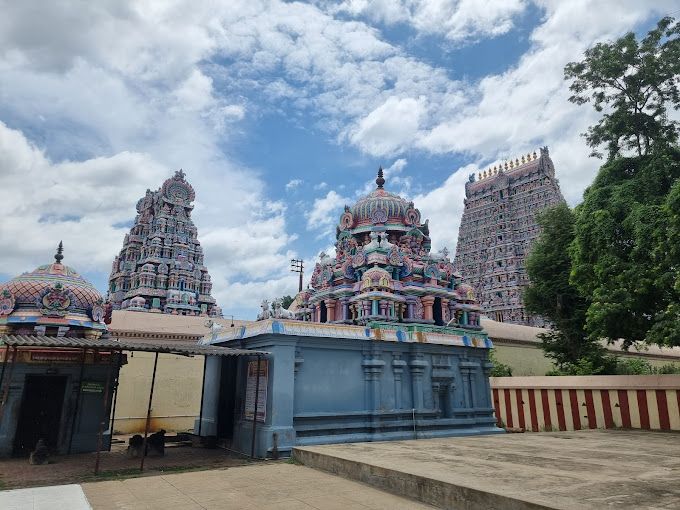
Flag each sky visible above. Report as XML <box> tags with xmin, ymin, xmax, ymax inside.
<box><xmin>0</xmin><ymin>0</ymin><xmax>676</xmax><ymax>319</ymax></box>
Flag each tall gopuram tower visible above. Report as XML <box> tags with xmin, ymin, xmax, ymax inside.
<box><xmin>453</xmin><ymin>147</ymin><xmax>565</xmax><ymax>326</ymax></box>
<box><xmin>107</xmin><ymin>170</ymin><xmax>219</xmax><ymax>316</ymax></box>
<box><xmin>291</xmin><ymin>168</ymin><xmax>484</xmax><ymax>330</ymax></box>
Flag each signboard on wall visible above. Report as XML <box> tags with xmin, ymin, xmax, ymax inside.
<box><xmin>244</xmin><ymin>360</ymin><xmax>268</xmax><ymax>422</ymax></box>
<box><xmin>81</xmin><ymin>381</ymin><xmax>105</xmax><ymax>394</ymax></box>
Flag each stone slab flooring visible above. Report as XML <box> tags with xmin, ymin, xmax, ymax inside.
<box><xmin>0</xmin><ymin>484</ymin><xmax>92</xmax><ymax>510</ymax></box>
<box><xmin>80</xmin><ymin>463</ymin><xmax>437</xmax><ymax>510</ymax></box>
<box><xmin>293</xmin><ymin>429</ymin><xmax>680</xmax><ymax>510</ymax></box>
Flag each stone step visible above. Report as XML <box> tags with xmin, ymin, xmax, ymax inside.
<box><xmin>292</xmin><ymin>445</ymin><xmax>555</xmax><ymax>510</ymax></box>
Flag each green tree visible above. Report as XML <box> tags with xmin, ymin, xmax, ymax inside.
<box><xmin>570</xmin><ymin>149</ymin><xmax>680</xmax><ymax>347</ymax></box>
<box><xmin>524</xmin><ymin>204</ymin><xmax>607</xmax><ymax>370</ymax></box>
<box><xmin>564</xmin><ymin>17</ymin><xmax>680</xmax><ymax>159</ymax></box>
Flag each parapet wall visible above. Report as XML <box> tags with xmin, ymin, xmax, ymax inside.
<box><xmin>490</xmin><ymin>375</ymin><xmax>680</xmax><ymax>432</ymax></box>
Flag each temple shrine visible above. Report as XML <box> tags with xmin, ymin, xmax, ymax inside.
<box><xmin>107</xmin><ymin>170</ymin><xmax>220</xmax><ymax>316</ymax></box>
<box><xmin>0</xmin><ymin>244</ymin><xmax>123</xmax><ymax>457</ymax></box>
<box><xmin>291</xmin><ymin>168</ymin><xmax>483</xmax><ymax>330</ymax></box>
<box><xmin>453</xmin><ymin>147</ymin><xmax>565</xmax><ymax>326</ymax></box>
<box><xmin>202</xmin><ymin>170</ymin><xmax>500</xmax><ymax>458</ymax></box>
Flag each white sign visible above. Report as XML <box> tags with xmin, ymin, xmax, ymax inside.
<box><xmin>244</xmin><ymin>360</ymin><xmax>268</xmax><ymax>422</ymax></box>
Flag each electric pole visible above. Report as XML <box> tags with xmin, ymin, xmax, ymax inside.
<box><xmin>290</xmin><ymin>259</ymin><xmax>304</xmax><ymax>293</ymax></box>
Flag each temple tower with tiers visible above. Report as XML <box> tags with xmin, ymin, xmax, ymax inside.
<box><xmin>292</xmin><ymin>168</ymin><xmax>483</xmax><ymax>331</ymax></box>
<box><xmin>453</xmin><ymin>148</ymin><xmax>565</xmax><ymax>326</ymax></box>
<box><xmin>107</xmin><ymin>170</ymin><xmax>219</xmax><ymax>316</ymax></box>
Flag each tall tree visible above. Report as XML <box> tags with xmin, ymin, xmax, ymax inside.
<box><xmin>570</xmin><ymin>150</ymin><xmax>680</xmax><ymax>347</ymax></box>
<box><xmin>524</xmin><ymin>204</ymin><xmax>605</xmax><ymax>369</ymax></box>
<box><xmin>563</xmin><ymin>18</ymin><xmax>680</xmax><ymax>349</ymax></box>
<box><xmin>564</xmin><ymin>17</ymin><xmax>680</xmax><ymax>159</ymax></box>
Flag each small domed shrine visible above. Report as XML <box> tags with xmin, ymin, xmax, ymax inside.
<box><xmin>297</xmin><ymin>168</ymin><xmax>482</xmax><ymax>330</ymax></box>
<box><xmin>107</xmin><ymin>170</ymin><xmax>220</xmax><ymax>316</ymax></box>
<box><xmin>0</xmin><ymin>242</ymin><xmax>107</xmax><ymax>338</ymax></box>
<box><xmin>0</xmin><ymin>244</ymin><xmax>124</xmax><ymax>458</ymax></box>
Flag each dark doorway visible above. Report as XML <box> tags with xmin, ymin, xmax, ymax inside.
<box><xmin>320</xmin><ymin>301</ymin><xmax>327</xmax><ymax>323</ymax></box>
<box><xmin>217</xmin><ymin>357</ymin><xmax>238</xmax><ymax>444</ymax></box>
<box><xmin>13</xmin><ymin>375</ymin><xmax>68</xmax><ymax>456</ymax></box>
<box><xmin>433</xmin><ymin>297</ymin><xmax>443</xmax><ymax>326</ymax></box>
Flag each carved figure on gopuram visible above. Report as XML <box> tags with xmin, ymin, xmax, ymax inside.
<box><xmin>288</xmin><ymin>168</ymin><xmax>483</xmax><ymax>330</ymax></box>
<box><xmin>107</xmin><ymin>170</ymin><xmax>220</xmax><ymax>316</ymax></box>
<box><xmin>453</xmin><ymin>147</ymin><xmax>565</xmax><ymax>326</ymax></box>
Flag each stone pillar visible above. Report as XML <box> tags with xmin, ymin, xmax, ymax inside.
<box><xmin>325</xmin><ymin>299</ymin><xmax>336</xmax><ymax>322</ymax></box>
<box><xmin>362</xmin><ymin>348</ymin><xmax>385</xmax><ymax>414</ymax></box>
<box><xmin>406</xmin><ymin>298</ymin><xmax>415</xmax><ymax>319</ymax></box>
<box><xmin>449</xmin><ymin>302</ymin><xmax>457</xmax><ymax>324</ymax></box>
<box><xmin>421</xmin><ymin>296</ymin><xmax>435</xmax><ymax>321</ymax></box>
<box><xmin>409</xmin><ymin>349</ymin><xmax>428</xmax><ymax>410</ymax></box>
<box><xmin>371</xmin><ymin>299</ymin><xmax>379</xmax><ymax>316</ymax></box>
<box><xmin>379</xmin><ymin>300</ymin><xmax>387</xmax><ymax>317</ymax></box>
<box><xmin>392</xmin><ymin>354</ymin><xmax>407</xmax><ymax>409</ymax></box>
<box><xmin>441</xmin><ymin>298</ymin><xmax>449</xmax><ymax>324</ymax></box>
<box><xmin>459</xmin><ymin>360</ymin><xmax>479</xmax><ymax>410</ymax></box>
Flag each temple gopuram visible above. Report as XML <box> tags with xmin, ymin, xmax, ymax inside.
<box><xmin>291</xmin><ymin>168</ymin><xmax>482</xmax><ymax>330</ymax></box>
<box><xmin>453</xmin><ymin>147</ymin><xmax>565</xmax><ymax>326</ymax></box>
<box><xmin>107</xmin><ymin>170</ymin><xmax>220</xmax><ymax>316</ymax></box>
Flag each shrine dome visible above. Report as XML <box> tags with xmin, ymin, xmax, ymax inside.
<box><xmin>347</xmin><ymin>168</ymin><xmax>420</xmax><ymax>228</ymax></box>
<box><xmin>0</xmin><ymin>243</ymin><xmax>106</xmax><ymax>332</ymax></box>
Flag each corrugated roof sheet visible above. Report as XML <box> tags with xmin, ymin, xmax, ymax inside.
<box><xmin>0</xmin><ymin>335</ymin><xmax>266</xmax><ymax>357</ymax></box>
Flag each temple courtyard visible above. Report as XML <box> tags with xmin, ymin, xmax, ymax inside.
<box><xmin>1</xmin><ymin>429</ymin><xmax>678</xmax><ymax>509</ymax></box>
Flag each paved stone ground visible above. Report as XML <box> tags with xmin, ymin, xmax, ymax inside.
<box><xmin>0</xmin><ymin>484</ymin><xmax>92</xmax><ymax>510</ymax></box>
<box><xmin>81</xmin><ymin>463</ymin><xmax>437</xmax><ymax>510</ymax></box>
<box><xmin>294</xmin><ymin>429</ymin><xmax>680</xmax><ymax>509</ymax></box>
<box><xmin>0</xmin><ymin>443</ymin><xmax>255</xmax><ymax>489</ymax></box>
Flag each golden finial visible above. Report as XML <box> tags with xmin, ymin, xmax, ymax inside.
<box><xmin>478</xmin><ymin>172</ymin><xmax>481</xmax><ymax>180</ymax></box>
<box><xmin>521</xmin><ymin>155</ymin><xmax>525</xmax><ymax>163</ymax></box>
<box><xmin>504</xmin><ymin>162</ymin><xmax>508</xmax><ymax>170</ymax></box>
<box><xmin>483</xmin><ymin>170</ymin><xmax>487</xmax><ymax>178</ymax></box>
<box><xmin>533</xmin><ymin>151</ymin><xmax>537</xmax><ymax>159</ymax></box>
<box><xmin>515</xmin><ymin>158</ymin><xmax>519</xmax><ymax>166</ymax></box>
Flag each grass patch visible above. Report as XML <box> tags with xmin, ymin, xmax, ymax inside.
<box><xmin>286</xmin><ymin>456</ymin><xmax>302</xmax><ymax>465</ymax></box>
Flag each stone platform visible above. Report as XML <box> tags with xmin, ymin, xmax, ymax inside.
<box><xmin>293</xmin><ymin>429</ymin><xmax>680</xmax><ymax>510</ymax></box>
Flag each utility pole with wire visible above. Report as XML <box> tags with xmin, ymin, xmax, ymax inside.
<box><xmin>290</xmin><ymin>259</ymin><xmax>304</xmax><ymax>293</ymax></box>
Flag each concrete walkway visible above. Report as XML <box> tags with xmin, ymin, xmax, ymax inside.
<box><xmin>81</xmin><ymin>463</ymin><xmax>437</xmax><ymax>509</ymax></box>
<box><xmin>293</xmin><ymin>429</ymin><xmax>680</xmax><ymax>510</ymax></box>
<box><xmin>0</xmin><ymin>484</ymin><xmax>92</xmax><ymax>510</ymax></box>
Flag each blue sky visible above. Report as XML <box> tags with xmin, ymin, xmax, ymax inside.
<box><xmin>0</xmin><ymin>0</ymin><xmax>675</xmax><ymax>319</ymax></box>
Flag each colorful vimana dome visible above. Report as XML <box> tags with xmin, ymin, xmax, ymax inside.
<box><xmin>0</xmin><ymin>242</ymin><xmax>107</xmax><ymax>338</ymax></box>
<box><xmin>291</xmin><ymin>168</ymin><xmax>482</xmax><ymax>329</ymax></box>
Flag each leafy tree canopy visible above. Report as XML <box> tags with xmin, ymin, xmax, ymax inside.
<box><xmin>565</xmin><ymin>17</ymin><xmax>680</xmax><ymax>159</ymax></box>
<box><xmin>570</xmin><ymin>149</ymin><xmax>680</xmax><ymax>347</ymax></box>
<box><xmin>524</xmin><ymin>203</ymin><xmax>607</xmax><ymax>369</ymax></box>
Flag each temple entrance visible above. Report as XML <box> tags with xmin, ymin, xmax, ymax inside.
<box><xmin>217</xmin><ymin>357</ymin><xmax>238</xmax><ymax>443</ymax></box>
<box><xmin>13</xmin><ymin>375</ymin><xmax>67</xmax><ymax>456</ymax></box>
<box><xmin>433</xmin><ymin>297</ymin><xmax>443</xmax><ymax>326</ymax></box>
<box><xmin>319</xmin><ymin>301</ymin><xmax>327</xmax><ymax>323</ymax></box>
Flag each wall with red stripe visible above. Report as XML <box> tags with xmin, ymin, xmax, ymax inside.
<box><xmin>490</xmin><ymin>376</ymin><xmax>680</xmax><ymax>432</ymax></box>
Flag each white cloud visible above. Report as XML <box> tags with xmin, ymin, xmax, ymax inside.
<box><xmin>313</xmin><ymin>182</ymin><xmax>328</xmax><ymax>190</ymax></box>
<box><xmin>326</xmin><ymin>0</ymin><xmax>528</xmax><ymax>43</ymax></box>
<box><xmin>413</xmin><ymin>164</ymin><xmax>476</xmax><ymax>254</ymax></box>
<box><xmin>349</xmin><ymin>96</ymin><xmax>426</xmax><ymax>156</ymax></box>
<box><xmin>306</xmin><ymin>190</ymin><xmax>348</xmax><ymax>234</ymax></box>
<box><xmin>286</xmin><ymin>179</ymin><xmax>303</xmax><ymax>190</ymax></box>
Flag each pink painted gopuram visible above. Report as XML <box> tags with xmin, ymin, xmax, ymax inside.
<box><xmin>293</xmin><ymin>169</ymin><xmax>482</xmax><ymax>330</ymax></box>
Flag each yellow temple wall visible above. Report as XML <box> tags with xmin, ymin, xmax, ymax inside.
<box><xmin>112</xmin><ymin>351</ymin><xmax>204</xmax><ymax>434</ymax></box>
